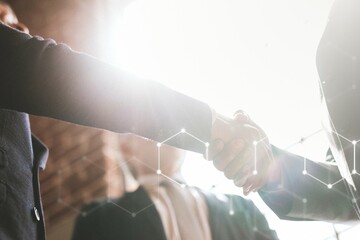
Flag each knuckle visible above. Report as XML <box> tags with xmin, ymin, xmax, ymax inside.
<box><xmin>234</xmin><ymin>179</ymin><xmax>243</xmax><ymax>187</ymax></box>
<box><xmin>224</xmin><ymin>168</ymin><xmax>235</xmax><ymax>179</ymax></box>
<box><xmin>231</xmin><ymin>140</ymin><xmax>244</xmax><ymax>154</ymax></box>
<box><xmin>213</xmin><ymin>159</ymin><xmax>225</xmax><ymax>171</ymax></box>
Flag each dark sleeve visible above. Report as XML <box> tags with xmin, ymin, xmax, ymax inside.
<box><xmin>316</xmin><ymin>0</ymin><xmax>360</xmax><ymax>148</ymax></box>
<box><xmin>260</xmin><ymin>0</ymin><xmax>360</xmax><ymax>221</ymax></box>
<box><xmin>0</xmin><ymin>23</ymin><xmax>212</xmax><ymax>153</ymax></box>
<box><xmin>259</xmin><ymin>146</ymin><xmax>358</xmax><ymax>221</ymax></box>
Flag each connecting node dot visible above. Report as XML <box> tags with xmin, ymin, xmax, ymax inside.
<box><xmin>302</xmin><ymin>170</ymin><xmax>307</xmax><ymax>175</ymax></box>
<box><xmin>57</xmin><ymin>198</ymin><xmax>62</xmax><ymax>203</ymax></box>
<box><xmin>156</xmin><ymin>169</ymin><xmax>162</xmax><ymax>175</ymax></box>
<box><xmin>131</xmin><ymin>213</ymin><xmax>136</xmax><ymax>218</ymax></box>
<box><xmin>252</xmin><ymin>170</ymin><xmax>258</xmax><ymax>175</ymax></box>
<box><xmin>181</xmin><ymin>128</ymin><xmax>186</xmax><ymax>133</ymax></box>
<box><xmin>352</xmin><ymin>198</ymin><xmax>357</xmax><ymax>204</ymax></box>
<box><xmin>229</xmin><ymin>210</ymin><xmax>235</xmax><ymax>216</ymax></box>
<box><xmin>353</xmin><ymin>140</ymin><xmax>357</xmax><ymax>145</ymax></box>
<box><xmin>156</xmin><ymin>143</ymin><xmax>162</xmax><ymax>148</ymax></box>
<box><xmin>302</xmin><ymin>198</ymin><xmax>307</xmax><ymax>204</ymax></box>
<box><xmin>253</xmin><ymin>227</ymin><xmax>258</xmax><ymax>232</ymax></box>
<box><xmin>352</xmin><ymin>169</ymin><xmax>357</xmax><ymax>174</ymax></box>
<box><xmin>205</xmin><ymin>142</ymin><xmax>210</xmax><ymax>147</ymax></box>
<box><xmin>327</xmin><ymin>184</ymin><xmax>333</xmax><ymax>189</ymax></box>
<box><xmin>253</xmin><ymin>141</ymin><xmax>258</xmax><ymax>146</ymax></box>
<box><xmin>81</xmin><ymin>212</ymin><xmax>87</xmax><ymax>217</ymax></box>
<box><xmin>181</xmin><ymin>184</ymin><xmax>186</xmax><ymax>188</ymax></box>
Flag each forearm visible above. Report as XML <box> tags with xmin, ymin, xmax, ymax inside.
<box><xmin>259</xmin><ymin>146</ymin><xmax>357</xmax><ymax>221</ymax></box>
<box><xmin>0</xmin><ymin>23</ymin><xmax>212</xmax><ymax>153</ymax></box>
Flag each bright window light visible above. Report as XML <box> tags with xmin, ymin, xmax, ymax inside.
<box><xmin>98</xmin><ymin>0</ymin><xmax>359</xmax><ymax>239</ymax></box>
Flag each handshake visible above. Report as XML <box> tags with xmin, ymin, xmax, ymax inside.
<box><xmin>208</xmin><ymin>110</ymin><xmax>280</xmax><ymax>195</ymax></box>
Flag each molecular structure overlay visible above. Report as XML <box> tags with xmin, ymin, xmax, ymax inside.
<box><xmin>56</xmin><ymin>125</ymin><xmax>360</xmax><ymax>235</ymax></box>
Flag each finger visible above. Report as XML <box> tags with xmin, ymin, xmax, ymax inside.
<box><xmin>242</xmin><ymin>178</ymin><xmax>254</xmax><ymax>194</ymax></box>
<box><xmin>234</xmin><ymin>176</ymin><xmax>247</xmax><ymax>188</ymax></box>
<box><xmin>233</xmin><ymin>166</ymin><xmax>251</xmax><ymax>188</ymax></box>
<box><xmin>206</xmin><ymin>139</ymin><xmax>225</xmax><ymax>160</ymax></box>
<box><xmin>232</xmin><ymin>124</ymin><xmax>263</xmax><ymax>147</ymax></box>
<box><xmin>233</xmin><ymin>117</ymin><xmax>267</xmax><ymax>143</ymax></box>
<box><xmin>239</xmin><ymin>168</ymin><xmax>263</xmax><ymax>195</ymax></box>
<box><xmin>243</xmin><ymin>152</ymin><xmax>271</xmax><ymax>193</ymax></box>
<box><xmin>233</xmin><ymin>110</ymin><xmax>250</xmax><ymax>122</ymax></box>
<box><xmin>233</xmin><ymin>110</ymin><xmax>259</xmax><ymax>126</ymax></box>
<box><xmin>223</xmin><ymin>149</ymin><xmax>252</xmax><ymax>179</ymax></box>
<box><xmin>243</xmin><ymin>178</ymin><xmax>261</xmax><ymax>196</ymax></box>
<box><xmin>233</xmin><ymin>109</ymin><xmax>248</xmax><ymax>116</ymax></box>
<box><xmin>250</xmin><ymin>178</ymin><xmax>266</xmax><ymax>193</ymax></box>
<box><xmin>251</xmin><ymin>185</ymin><xmax>262</xmax><ymax>193</ymax></box>
<box><xmin>243</xmin><ymin>184</ymin><xmax>254</xmax><ymax>196</ymax></box>
<box><xmin>234</xmin><ymin>164</ymin><xmax>261</xmax><ymax>195</ymax></box>
<box><xmin>212</xmin><ymin>138</ymin><xmax>245</xmax><ymax>171</ymax></box>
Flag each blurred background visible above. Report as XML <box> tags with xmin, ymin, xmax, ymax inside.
<box><xmin>7</xmin><ymin>0</ymin><xmax>360</xmax><ymax>239</ymax></box>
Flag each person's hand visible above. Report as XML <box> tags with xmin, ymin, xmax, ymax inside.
<box><xmin>208</xmin><ymin>110</ymin><xmax>279</xmax><ymax>195</ymax></box>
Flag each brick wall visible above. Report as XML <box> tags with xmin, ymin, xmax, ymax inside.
<box><xmin>30</xmin><ymin>117</ymin><xmax>123</xmax><ymax>228</ymax></box>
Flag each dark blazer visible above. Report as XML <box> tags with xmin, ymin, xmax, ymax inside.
<box><xmin>0</xmin><ymin>110</ymin><xmax>48</xmax><ymax>240</ymax></box>
<box><xmin>260</xmin><ymin>0</ymin><xmax>360</xmax><ymax>221</ymax></box>
<box><xmin>72</xmin><ymin>187</ymin><xmax>278</xmax><ymax>240</ymax></box>
<box><xmin>0</xmin><ymin>23</ymin><xmax>212</xmax><ymax>240</ymax></box>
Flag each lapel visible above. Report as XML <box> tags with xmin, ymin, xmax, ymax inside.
<box><xmin>31</xmin><ymin>134</ymin><xmax>49</xmax><ymax>170</ymax></box>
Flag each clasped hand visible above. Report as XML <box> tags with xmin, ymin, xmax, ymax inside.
<box><xmin>208</xmin><ymin>110</ymin><xmax>277</xmax><ymax>195</ymax></box>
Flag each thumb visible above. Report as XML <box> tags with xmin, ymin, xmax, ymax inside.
<box><xmin>233</xmin><ymin>110</ymin><xmax>250</xmax><ymax>123</ymax></box>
